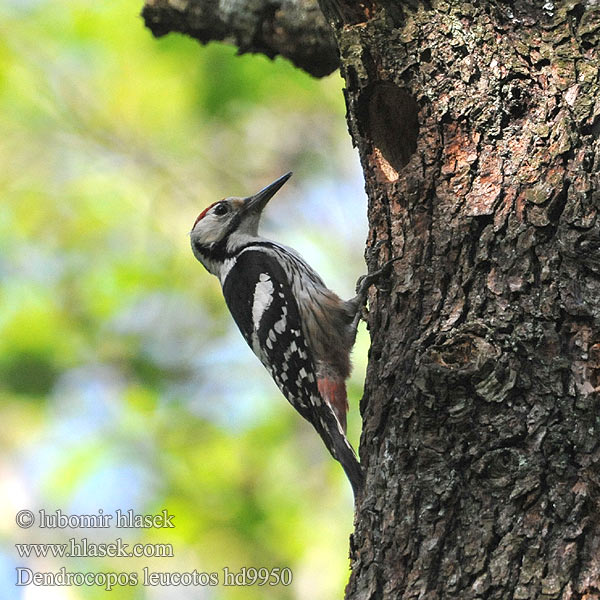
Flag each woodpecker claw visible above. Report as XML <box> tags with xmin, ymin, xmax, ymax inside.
<box><xmin>354</xmin><ymin>274</ymin><xmax>367</xmax><ymax>296</ymax></box>
<box><xmin>355</xmin><ymin>255</ymin><xmax>401</xmax><ymax>299</ymax></box>
<box><xmin>348</xmin><ymin>255</ymin><xmax>400</xmax><ymax>338</ymax></box>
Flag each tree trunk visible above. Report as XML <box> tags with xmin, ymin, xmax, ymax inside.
<box><xmin>143</xmin><ymin>1</ymin><xmax>600</xmax><ymax>598</ymax></box>
<box><xmin>315</xmin><ymin>2</ymin><xmax>600</xmax><ymax>598</ymax></box>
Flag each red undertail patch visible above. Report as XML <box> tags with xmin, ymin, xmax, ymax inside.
<box><xmin>318</xmin><ymin>378</ymin><xmax>349</xmax><ymax>433</ymax></box>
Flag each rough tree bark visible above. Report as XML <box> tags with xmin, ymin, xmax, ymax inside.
<box><xmin>143</xmin><ymin>1</ymin><xmax>600</xmax><ymax>598</ymax></box>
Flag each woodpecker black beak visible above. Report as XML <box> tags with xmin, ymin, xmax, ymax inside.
<box><xmin>243</xmin><ymin>172</ymin><xmax>292</xmax><ymax>214</ymax></box>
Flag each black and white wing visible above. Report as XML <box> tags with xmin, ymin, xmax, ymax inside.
<box><xmin>221</xmin><ymin>247</ymin><xmax>363</xmax><ymax>496</ymax></box>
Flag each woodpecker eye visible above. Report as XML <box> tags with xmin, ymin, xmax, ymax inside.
<box><xmin>213</xmin><ymin>202</ymin><xmax>229</xmax><ymax>217</ymax></box>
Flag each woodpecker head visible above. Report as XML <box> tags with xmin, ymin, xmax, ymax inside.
<box><xmin>190</xmin><ymin>172</ymin><xmax>292</xmax><ymax>276</ymax></box>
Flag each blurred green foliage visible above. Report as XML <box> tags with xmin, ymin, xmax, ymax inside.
<box><xmin>0</xmin><ymin>1</ymin><xmax>369</xmax><ymax>598</ymax></box>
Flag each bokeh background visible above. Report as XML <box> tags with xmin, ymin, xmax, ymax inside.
<box><xmin>0</xmin><ymin>1</ymin><xmax>369</xmax><ymax>598</ymax></box>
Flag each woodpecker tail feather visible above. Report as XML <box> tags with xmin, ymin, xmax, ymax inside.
<box><xmin>317</xmin><ymin>377</ymin><xmax>349</xmax><ymax>432</ymax></box>
<box><xmin>331</xmin><ymin>431</ymin><xmax>364</xmax><ymax>500</ymax></box>
<box><xmin>316</xmin><ymin>377</ymin><xmax>363</xmax><ymax>497</ymax></box>
<box><xmin>308</xmin><ymin>395</ymin><xmax>363</xmax><ymax>500</ymax></box>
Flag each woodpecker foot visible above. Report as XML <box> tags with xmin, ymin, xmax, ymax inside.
<box><xmin>355</xmin><ymin>255</ymin><xmax>401</xmax><ymax>299</ymax></box>
<box><xmin>349</xmin><ymin>255</ymin><xmax>400</xmax><ymax>337</ymax></box>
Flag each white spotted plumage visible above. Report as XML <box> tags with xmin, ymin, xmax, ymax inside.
<box><xmin>251</xmin><ymin>273</ymin><xmax>274</xmax><ymax>328</ymax></box>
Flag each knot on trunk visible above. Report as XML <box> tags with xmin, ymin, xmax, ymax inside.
<box><xmin>415</xmin><ymin>331</ymin><xmax>518</xmax><ymax>406</ymax></box>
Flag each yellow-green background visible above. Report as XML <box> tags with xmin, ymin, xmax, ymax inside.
<box><xmin>0</xmin><ymin>1</ymin><xmax>369</xmax><ymax>598</ymax></box>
